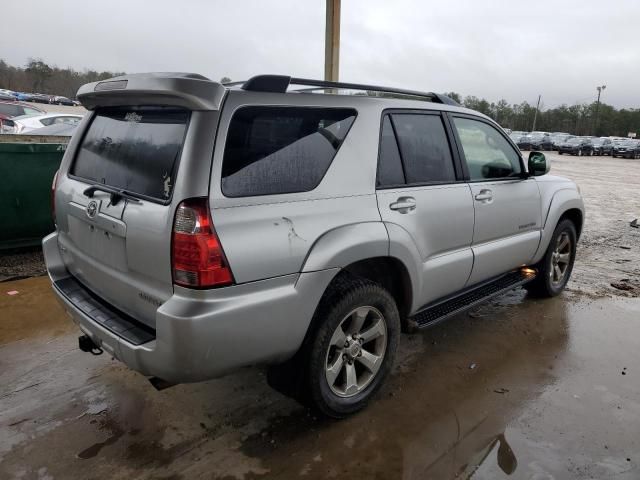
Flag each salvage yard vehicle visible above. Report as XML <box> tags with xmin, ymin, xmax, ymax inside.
<box><xmin>52</xmin><ymin>95</ymin><xmax>75</xmax><ymax>106</ymax></box>
<box><xmin>515</xmin><ymin>133</ymin><xmax>532</xmax><ymax>150</ymax></box>
<box><xmin>612</xmin><ymin>139</ymin><xmax>640</xmax><ymax>159</ymax></box>
<box><xmin>591</xmin><ymin>137</ymin><xmax>613</xmax><ymax>156</ymax></box>
<box><xmin>551</xmin><ymin>134</ymin><xmax>573</xmax><ymax>150</ymax></box>
<box><xmin>43</xmin><ymin>73</ymin><xmax>584</xmax><ymax>417</ymax></box>
<box><xmin>558</xmin><ymin>136</ymin><xmax>593</xmax><ymax>156</ymax></box>
<box><xmin>528</xmin><ymin>132</ymin><xmax>554</xmax><ymax>151</ymax></box>
<box><xmin>0</xmin><ymin>99</ymin><xmax>45</xmax><ymax>118</ymax></box>
<box><xmin>10</xmin><ymin>113</ymin><xmax>83</xmax><ymax>134</ymax></box>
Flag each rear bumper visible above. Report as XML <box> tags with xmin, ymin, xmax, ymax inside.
<box><xmin>43</xmin><ymin>232</ymin><xmax>338</xmax><ymax>383</ymax></box>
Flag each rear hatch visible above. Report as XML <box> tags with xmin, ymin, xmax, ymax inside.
<box><xmin>54</xmin><ymin>74</ymin><xmax>225</xmax><ymax>328</ymax></box>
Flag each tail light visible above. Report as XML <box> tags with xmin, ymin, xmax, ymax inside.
<box><xmin>51</xmin><ymin>170</ymin><xmax>59</xmax><ymax>223</ymax></box>
<box><xmin>171</xmin><ymin>198</ymin><xmax>234</xmax><ymax>288</ymax></box>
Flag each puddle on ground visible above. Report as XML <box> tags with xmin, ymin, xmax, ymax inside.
<box><xmin>2</xmin><ymin>294</ymin><xmax>640</xmax><ymax>479</ymax></box>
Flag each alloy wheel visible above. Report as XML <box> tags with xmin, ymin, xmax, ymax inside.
<box><xmin>324</xmin><ymin>306</ymin><xmax>388</xmax><ymax>398</ymax></box>
<box><xmin>550</xmin><ymin>232</ymin><xmax>572</xmax><ymax>287</ymax></box>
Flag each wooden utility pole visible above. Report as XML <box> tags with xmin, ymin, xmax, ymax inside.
<box><xmin>532</xmin><ymin>95</ymin><xmax>541</xmax><ymax>131</ymax></box>
<box><xmin>324</xmin><ymin>0</ymin><xmax>341</xmax><ymax>81</ymax></box>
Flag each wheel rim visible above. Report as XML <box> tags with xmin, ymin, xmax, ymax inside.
<box><xmin>324</xmin><ymin>306</ymin><xmax>388</xmax><ymax>398</ymax></box>
<box><xmin>550</xmin><ymin>232</ymin><xmax>572</xmax><ymax>287</ymax></box>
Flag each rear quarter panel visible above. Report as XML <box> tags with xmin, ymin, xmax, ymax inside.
<box><xmin>209</xmin><ymin>91</ymin><xmax>386</xmax><ymax>284</ymax></box>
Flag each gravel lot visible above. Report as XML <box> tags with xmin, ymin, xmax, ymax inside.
<box><xmin>0</xmin><ymin>152</ymin><xmax>639</xmax><ymax>479</ymax></box>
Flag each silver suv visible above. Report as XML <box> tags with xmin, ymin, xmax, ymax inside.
<box><xmin>44</xmin><ymin>73</ymin><xmax>584</xmax><ymax>417</ymax></box>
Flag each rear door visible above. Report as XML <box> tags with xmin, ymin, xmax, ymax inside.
<box><xmin>449</xmin><ymin>114</ymin><xmax>542</xmax><ymax>285</ymax></box>
<box><xmin>376</xmin><ymin>111</ymin><xmax>475</xmax><ymax>307</ymax></box>
<box><xmin>55</xmin><ymin>106</ymin><xmax>194</xmax><ymax>327</ymax></box>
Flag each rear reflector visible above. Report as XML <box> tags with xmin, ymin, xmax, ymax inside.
<box><xmin>171</xmin><ymin>198</ymin><xmax>233</xmax><ymax>288</ymax></box>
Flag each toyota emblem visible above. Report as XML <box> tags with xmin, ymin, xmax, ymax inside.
<box><xmin>86</xmin><ymin>200</ymin><xmax>98</xmax><ymax>219</ymax></box>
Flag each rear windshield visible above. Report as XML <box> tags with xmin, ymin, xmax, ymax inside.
<box><xmin>221</xmin><ymin>106</ymin><xmax>356</xmax><ymax>197</ymax></box>
<box><xmin>71</xmin><ymin>106</ymin><xmax>189</xmax><ymax>201</ymax></box>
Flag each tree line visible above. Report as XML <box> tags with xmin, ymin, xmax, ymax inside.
<box><xmin>1</xmin><ymin>59</ymin><xmax>638</xmax><ymax>137</ymax></box>
<box><xmin>0</xmin><ymin>58</ymin><xmax>125</xmax><ymax>100</ymax></box>
<box><xmin>444</xmin><ymin>92</ymin><xmax>640</xmax><ymax>137</ymax></box>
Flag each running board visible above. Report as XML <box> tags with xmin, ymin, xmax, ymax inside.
<box><xmin>410</xmin><ymin>269</ymin><xmax>536</xmax><ymax>329</ymax></box>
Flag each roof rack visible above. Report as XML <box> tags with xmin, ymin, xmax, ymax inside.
<box><xmin>238</xmin><ymin>75</ymin><xmax>460</xmax><ymax>106</ymax></box>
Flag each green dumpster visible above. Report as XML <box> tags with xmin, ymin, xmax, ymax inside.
<box><xmin>0</xmin><ymin>135</ymin><xmax>69</xmax><ymax>250</ymax></box>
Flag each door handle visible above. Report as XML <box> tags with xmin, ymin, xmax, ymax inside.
<box><xmin>389</xmin><ymin>197</ymin><xmax>416</xmax><ymax>213</ymax></box>
<box><xmin>474</xmin><ymin>189</ymin><xmax>493</xmax><ymax>202</ymax></box>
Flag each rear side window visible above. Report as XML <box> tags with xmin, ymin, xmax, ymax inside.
<box><xmin>221</xmin><ymin>106</ymin><xmax>356</xmax><ymax>197</ymax></box>
<box><xmin>377</xmin><ymin>116</ymin><xmax>405</xmax><ymax>187</ymax></box>
<box><xmin>391</xmin><ymin>114</ymin><xmax>456</xmax><ymax>184</ymax></box>
<box><xmin>71</xmin><ymin>107</ymin><xmax>189</xmax><ymax>201</ymax></box>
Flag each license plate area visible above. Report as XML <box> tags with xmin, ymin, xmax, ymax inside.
<box><xmin>67</xmin><ymin>201</ymin><xmax>128</xmax><ymax>271</ymax></box>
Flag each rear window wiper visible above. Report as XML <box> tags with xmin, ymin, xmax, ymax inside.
<box><xmin>83</xmin><ymin>185</ymin><xmax>141</xmax><ymax>206</ymax></box>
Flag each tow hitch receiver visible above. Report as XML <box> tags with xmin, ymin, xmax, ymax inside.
<box><xmin>78</xmin><ymin>335</ymin><xmax>103</xmax><ymax>355</ymax></box>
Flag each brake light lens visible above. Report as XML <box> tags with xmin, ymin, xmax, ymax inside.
<box><xmin>51</xmin><ymin>170</ymin><xmax>59</xmax><ymax>223</ymax></box>
<box><xmin>171</xmin><ymin>198</ymin><xmax>234</xmax><ymax>288</ymax></box>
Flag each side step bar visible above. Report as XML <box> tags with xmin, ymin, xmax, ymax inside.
<box><xmin>410</xmin><ymin>269</ymin><xmax>536</xmax><ymax>329</ymax></box>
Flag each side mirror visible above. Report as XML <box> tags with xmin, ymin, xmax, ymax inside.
<box><xmin>528</xmin><ymin>151</ymin><xmax>550</xmax><ymax>176</ymax></box>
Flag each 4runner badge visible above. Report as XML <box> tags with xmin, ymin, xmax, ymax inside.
<box><xmin>86</xmin><ymin>200</ymin><xmax>98</xmax><ymax>219</ymax></box>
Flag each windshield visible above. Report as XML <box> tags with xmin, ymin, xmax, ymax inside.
<box><xmin>567</xmin><ymin>138</ymin><xmax>581</xmax><ymax>145</ymax></box>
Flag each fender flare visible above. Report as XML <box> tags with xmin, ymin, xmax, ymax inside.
<box><xmin>383</xmin><ymin>222</ymin><xmax>424</xmax><ymax>313</ymax></box>
<box><xmin>301</xmin><ymin>222</ymin><xmax>390</xmax><ymax>272</ymax></box>
<box><xmin>531</xmin><ymin>188</ymin><xmax>584</xmax><ymax>264</ymax></box>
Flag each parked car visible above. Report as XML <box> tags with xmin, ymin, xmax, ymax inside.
<box><xmin>612</xmin><ymin>139</ymin><xmax>640</xmax><ymax>159</ymax></box>
<box><xmin>44</xmin><ymin>73</ymin><xmax>584</xmax><ymax>417</ymax></box>
<box><xmin>551</xmin><ymin>134</ymin><xmax>573</xmax><ymax>150</ymax></box>
<box><xmin>514</xmin><ymin>133</ymin><xmax>532</xmax><ymax>150</ymax></box>
<box><xmin>28</xmin><ymin>122</ymin><xmax>78</xmax><ymax>136</ymax></box>
<box><xmin>29</xmin><ymin>93</ymin><xmax>54</xmax><ymax>104</ymax></box>
<box><xmin>0</xmin><ymin>115</ymin><xmax>16</xmax><ymax>134</ymax></box>
<box><xmin>528</xmin><ymin>132</ymin><xmax>554</xmax><ymax>151</ymax></box>
<box><xmin>0</xmin><ymin>100</ymin><xmax>46</xmax><ymax>119</ymax></box>
<box><xmin>15</xmin><ymin>92</ymin><xmax>33</xmax><ymax>102</ymax></box>
<box><xmin>11</xmin><ymin>113</ymin><xmax>83</xmax><ymax>134</ymax></box>
<box><xmin>52</xmin><ymin>96</ymin><xmax>75</xmax><ymax>106</ymax></box>
<box><xmin>0</xmin><ymin>89</ymin><xmax>19</xmax><ymax>101</ymax></box>
<box><xmin>591</xmin><ymin>137</ymin><xmax>613</xmax><ymax>156</ymax></box>
<box><xmin>558</xmin><ymin>137</ymin><xmax>594</xmax><ymax>156</ymax></box>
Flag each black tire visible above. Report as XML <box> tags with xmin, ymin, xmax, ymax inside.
<box><xmin>525</xmin><ymin>219</ymin><xmax>577</xmax><ymax>298</ymax></box>
<box><xmin>301</xmin><ymin>275</ymin><xmax>400</xmax><ymax>418</ymax></box>
<box><xmin>558</xmin><ymin>151</ymin><xmax>563</xmax><ymax>155</ymax></box>
<box><xmin>578</xmin><ymin>149</ymin><xmax>583</xmax><ymax>156</ymax></box>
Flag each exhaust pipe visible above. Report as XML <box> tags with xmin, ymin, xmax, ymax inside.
<box><xmin>78</xmin><ymin>335</ymin><xmax>103</xmax><ymax>355</ymax></box>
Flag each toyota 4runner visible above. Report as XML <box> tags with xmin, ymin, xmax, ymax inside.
<box><xmin>44</xmin><ymin>73</ymin><xmax>584</xmax><ymax>417</ymax></box>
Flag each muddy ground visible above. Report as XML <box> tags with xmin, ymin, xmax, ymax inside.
<box><xmin>1</xmin><ymin>152</ymin><xmax>639</xmax><ymax>479</ymax></box>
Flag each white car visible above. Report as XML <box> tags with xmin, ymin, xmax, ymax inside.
<box><xmin>12</xmin><ymin>113</ymin><xmax>83</xmax><ymax>134</ymax></box>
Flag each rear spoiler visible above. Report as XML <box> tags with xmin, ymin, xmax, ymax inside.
<box><xmin>77</xmin><ymin>72</ymin><xmax>226</xmax><ymax>111</ymax></box>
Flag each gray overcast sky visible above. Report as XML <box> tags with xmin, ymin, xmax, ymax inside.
<box><xmin>3</xmin><ymin>0</ymin><xmax>640</xmax><ymax>108</ymax></box>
